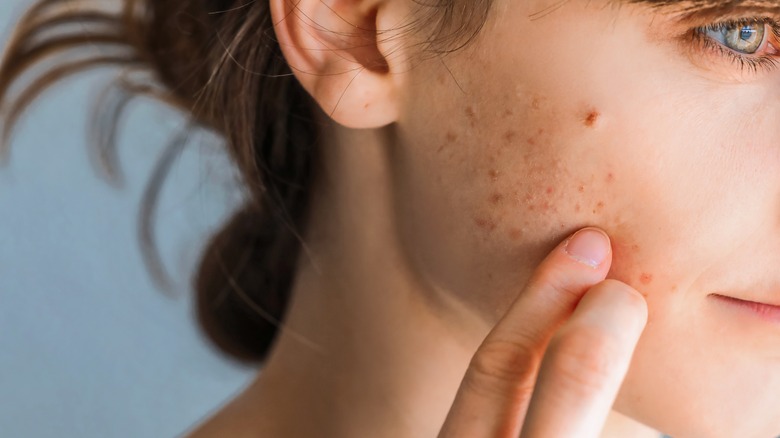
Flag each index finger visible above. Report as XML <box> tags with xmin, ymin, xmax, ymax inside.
<box><xmin>438</xmin><ymin>227</ymin><xmax>615</xmax><ymax>437</ymax></box>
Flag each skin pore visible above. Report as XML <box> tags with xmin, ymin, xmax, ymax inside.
<box><xmin>188</xmin><ymin>0</ymin><xmax>780</xmax><ymax>437</ymax></box>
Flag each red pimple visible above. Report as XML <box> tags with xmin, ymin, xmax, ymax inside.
<box><xmin>575</xmin><ymin>203</ymin><xmax>581</xmax><ymax>212</ymax></box>
<box><xmin>504</xmin><ymin>130</ymin><xmax>517</xmax><ymax>143</ymax></box>
<box><xmin>607</xmin><ymin>172</ymin><xmax>615</xmax><ymax>183</ymax></box>
<box><xmin>578</xmin><ymin>185</ymin><xmax>585</xmax><ymax>193</ymax></box>
<box><xmin>640</xmin><ymin>273</ymin><xmax>653</xmax><ymax>285</ymax></box>
<box><xmin>584</xmin><ymin>110</ymin><xmax>600</xmax><ymax>127</ymax></box>
<box><xmin>488</xmin><ymin>169</ymin><xmax>500</xmax><ymax>181</ymax></box>
<box><xmin>527</xmin><ymin>137</ymin><xmax>536</xmax><ymax>145</ymax></box>
<box><xmin>546</xmin><ymin>186</ymin><xmax>555</xmax><ymax>194</ymax></box>
<box><xmin>489</xmin><ymin>193</ymin><xmax>503</xmax><ymax>204</ymax></box>
<box><xmin>509</xmin><ymin>228</ymin><xmax>523</xmax><ymax>240</ymax></box>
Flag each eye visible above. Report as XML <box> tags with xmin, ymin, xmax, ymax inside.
<box><xmin>689</xmin><ymin>18</ymin><xmax>780</xmax><ymax>73</ymax></box>
<box><xmin>704</xmin><ymin>21</ymin><xmax>766</xmax><ymax>54</ymax></box>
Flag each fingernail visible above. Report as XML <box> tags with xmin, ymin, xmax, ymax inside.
<box><xmin>564</xmin><ymin>228</ymin><xmax>610</xmax><ymax>268</ymax></box>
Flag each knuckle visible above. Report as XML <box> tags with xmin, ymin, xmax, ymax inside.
<box><xmin>546</xmin><ymin>326</ymin><xmax>623</xmax><ymax>397</ymax></box>
<box><xmin>465</xmin><ymin>338</ymin><xmax>542</xmax><ymax>399</ymax></box>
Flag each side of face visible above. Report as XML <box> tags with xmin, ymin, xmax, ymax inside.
<box><xmin>391</xmin><ymin>0</ymin><xmax>780</xmax><ymax>436</ymax></box>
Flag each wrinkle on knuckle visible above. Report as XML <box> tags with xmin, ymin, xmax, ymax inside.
<box><xmin>545</xmin><ymin>327</ymin><xmax>623</xmax><ymax>397</ymax></box>
<box><xmin>465</xmin><ymin>338</ymin><xmax>542</xmax><ymax>399</ymax></box>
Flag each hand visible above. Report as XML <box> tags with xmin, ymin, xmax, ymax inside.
<box><xmin>438</xmin><ymin>227</ymin><xmax>648</xmax><ymax>438</ymax></box>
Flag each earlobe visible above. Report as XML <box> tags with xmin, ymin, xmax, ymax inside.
<box><xmin>269</xmin><ymin>0</ymin><xmax>405</xmax><ymax>129</ymax></box>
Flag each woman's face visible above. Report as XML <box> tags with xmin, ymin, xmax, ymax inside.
<box><xmin>391</xmin><ymin>0</ymin><xmax>780</xmax><ymax>436</ymax></box>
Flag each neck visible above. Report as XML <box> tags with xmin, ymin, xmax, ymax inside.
<box><xmin>210</xmin><ymin>120</ymin><xmax>660</xmax><ymax>438</ymax></box>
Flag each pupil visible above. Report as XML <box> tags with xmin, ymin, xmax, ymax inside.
<box><xmin>740</xmin><ymin>26</ymin><xmax>756</xmax><ymax>41</ymax></box>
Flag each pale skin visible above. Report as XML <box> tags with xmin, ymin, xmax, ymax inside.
<box><xmin>186</xmin><ymin>0</ymin><xmax>780</xmax><ymax>437</ymax></box>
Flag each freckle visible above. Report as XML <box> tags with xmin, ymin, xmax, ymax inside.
<box><xmin>606</xmin><ymin>172</ymin><xmax>615</xmax><ymax>183</ymax></box>
<box><xmin>597</xmin><ymin>201</ymin><xmax>605</xmax><ymax>209</ymax></box>
<box><xmin>640</xmin><ymin>272</ymin><xmax>653</xmax><ymax>285</ymax></box>
<box><xmin>446</xmin><ymin>131</ymin><xmax>458</xmax><ymax>142</ymax></box>
<box><xmin>531</xmin><ymin>97</ymin><xmax>542</xmax><ymax>109</ymax></box>
<box><xmin>528</xmin><ymin>205</ymin><xmax>536</xmax><ymax>211</ymax></box>
<box><xmin>578</xmin><ymin>185</ymin><xmax>585</xmax><ymax>193</ymax></box>
<box><xmin>584</xmin><ymin>110</ymin><xmax>600</xmax><ymax>127</ymax></box>
<box><xmin>503</xmin><ymin>109</ymin><xmax>514</xmax><ymax>117</ymax></box>
<box><xmin>631</xmin><ymin>244</ymin><xmax>640</xmax><ymax>251</ymax></box>
<box><xmin>465</xmin><ymin>106</ymin><xmax>476</xmax><ymax>118</ymax></box>
<box><xmin>364</xmin><ymin>103</ymin><xmax>370</xmax><ymax>109</ymax></box>
<box><xmin>437</xmin><ymin>144</ymin><xmax>446</xmax><ymax>154</ymax></box>
<box><xmin>504</xmin><ymin>130</ymin><xmax>517</xmax><ymax>143</ymax></box>
<box><xmin>671</xmin><ymin>284</ymin><xmax>679</xmax><ymax>293</ymax></box>
<box><xmin>545</xmin><ymin>186</ymin><xmax>554</xmax><ymax>194</ymax></box>
<box><xmin>527</xmin><ymin>137</ymin><xmax>536</xmax><ymax>145</ymax></box>
<box><xmin>509</xmin><ymin>228</ymin><xmax>523</xmax><ymax>240</ymax></box>
<box><xmin>575</xmin><ymin>203</ymin><xmax>581</xmax><ymax>212</ymax></box>
<box><xmin>488</xmin><ymin>273</ymin><xmax>494</xmax><ymax>280</ymax></box>
<box><xmin>488</xmin><ymin>169</ymin><xmax>500</xmax><ymax>181</ymax></box>
<box><xmin>489</xmin><ymin>193</ymin><xmax>503</xmax><ymax>204</ymax></box>
<box><xmin>538</xmin><ymin>128</ymin><xmax>544</xmax><ymax>135</ymax></box>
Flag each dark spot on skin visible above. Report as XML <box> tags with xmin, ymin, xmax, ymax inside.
<box><xmin>542</xmin><ymin>201</ymin><xmax>551</xmax><ymax>212</ymax></box>
<box><xmin>504</xmin><ymin>130</ymin><xmax>517</xmax><ymax>143</ymax></box>
<box><xmin>578</xmin><ymin>185</ymin><xmax>585</xmax><ymax>193</ymax></box>
<box><xmin>527</xmin><ymin>137</ymin><xmax>536</xmax><ymax>145</ymax></box>
<box><xmin>364</xmin><ymin>103</ymin><xmax>370</xmax><ymax>109</ymax></box>
<box><xmin>446</xmin><ymin>131</ymin><xmax>458</xmax><ymax>142</ymax></box>
<box><xmin>538</xmin><ymin>128</ymin><xmax>545</xmax><ymax>135</ymax></box>
<box><xmin>437</xmin><ymin>144</ymin><xmax>446</xmax><ymax>154</ymax></box>
<box><xmin>528</xmin><ymin>205</ymin><xmax>536</xmax><ymax>211</ymax></box>
<box><xmin>606</xmin><ymin>172</ymin><xmax>615</xmax><ymax>183</ymax></box>
<box><xmin>438</xmin><ymin>74</ymin><xmax>446</xmax><ymax>84</ymax></box>
<box><xmin>640</xmin><ymin>273</ymin><xmax>653</xmax><ymax>285</ymax></box>
<box><xmin>509</xmin><ymin>228</ymin><xmax>523</xmax><ymax>240</ymax></box>
<box><xmin>488</xmin><ymin>169</ymin><xmax>500</xmax><ymax>181</ymax></box>
<box><xmin>546</xmin><ymin>186</ymin><xmax>554</xmax><ymax>194</ymax></box>
<box><xmin>465</xmin><ymin>106</ymin><xmax>476</xmax><ymax>119</ymax></box>
<box><xmin>531</xmin><ymin>97</ymin><xmax>542</xmax><ymax>109</ymax></box>
<box><xmin>489</xmin><ymin>193</ymin><xmax>503</xmax><ymax>204</ymax></box>
<box><xmin>631</xmin><ymin>244</ymin><xmax>640</xmax><ymax>251</ymax></box>
<box><xmin>597</xmin><ymin>201</ymin><xmax>605</xmax><ymax>209</ymax></box>
<box><xmin>474</xmin><ymin>217</ymin><xmax>497</xmax><ymax>232</ymax></box>
<box><xmin>503</xmin><ymin>109</ymin><xmax>514</xmax><ymax>118</ymax></box>
<box><xmin>671</xmin><ymin>284</ymin><xmax>679</xmax><ymax>293</ymax></box>
<box><xmin>584</xmin><ymin>110</ymin><xmax>600</xmax><ymax>127</ymax></box>
<box><xmin>575</xmin><ymin>203</ymin><xmax>581</xmax><ymax>212</ymax></box>
<box><xmin>560</xmin><ymin>223</ymin><xmax>565</xmax><ymax>229</ymax></box>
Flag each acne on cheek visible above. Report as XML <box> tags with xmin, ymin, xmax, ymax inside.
<box><xmin>467</xmin><ymin>100</ymin><xmax>614</xmax><ymax>235</ymax></box>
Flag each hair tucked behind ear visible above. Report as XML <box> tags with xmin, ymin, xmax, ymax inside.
<box><xmin>0</xmin><ymin>0</ymin><xmax>493</xmax><ymax>364</ymax></box>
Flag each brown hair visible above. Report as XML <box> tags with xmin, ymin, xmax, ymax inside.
<box><xmin>0</xmin><ymin>0</ymin><xmax>492</xmax><ymax>364</ymax></box>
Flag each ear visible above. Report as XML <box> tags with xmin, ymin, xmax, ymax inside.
<box><xmin>269</xmin><ymin>0</ymin><xmax>407</xmax><ymax>129</ymax></box>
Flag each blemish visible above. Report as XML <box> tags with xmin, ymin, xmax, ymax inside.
<box><xmin>538</xmin><ymin>128</ymin><xmax>545</xmax><ymax>135</ymax></box>
<box><xmin>503</xmin><ymin>109</ymin><xmax>514</xmax><ymax>117</ymax></box>
<box><xmin>606</xmin><ymin>172</ymin><xmax>615</xmax><ymax>183</ymax></box>
<box><xmin>631</xmin><ymin>244</ymin><xmax>640</xmax><ymax>251</ymax></box>
<box><xmin>446</xmin><ymin>131</ymin><xmax>458</xmax><ymax>142</ymax></box>
<box><xmin>545</xmin><ymin>186</ymin><xmax>555</xmax><ymax>195</ymax></box>
<box><xmin>584</xmin><ymin>110</ymin><xmax>601</xmax><ymax>127</ymax></box>
<box><xmin>596</xmin><ymin>201</ymin><xmax>605</xmax><ymax>209</ymax></box>
<box><xmin>575</xmin><ymin>203</ymin><xmax>581</xmax><ymax>212</ymax></box>
<box><xmin>509</xmin><ymin>228</ymin><xmax>523</xmax><ymax>240</ymax></box>
<box><xmin>578</xmin><ymin>185</ymin><xmax>585</xmax><ymax>193</ymax></box>
<box><xmin>437</xmin><ymin>144</ymin><xmax>446</xmax><ymax>154</ymax></box>
<box><xmin>474</xmin><ymin>217</ymin><xmax>497</xmax><ymax>232</ymax></box>
<box><xmin>488</xmin><ymin>169</ymin><xmax>500</xmax><ymax>181</ymax></box>
<box><xmin>489</xmin><ymin>193</ymin><xmax>504</xmax><ymax>205</ymax></box>
<box><xmin>531</xmin><ymin>97</ymin><xmax>542</xmax><ymax>109</ymax></box>
<box><xmin>639</xmin><ymin>272</ymin><xmax>653</xmax><ymax>285</ymax></box>
<box><xmin>504</xmin><ymin>130</ymin><xmax>517</xmax><ymax>143</ymax></box>
<box><xmin>527</xmin><ymin>137</ymin><xmax>536</xmax><ymax>145</ymax></box>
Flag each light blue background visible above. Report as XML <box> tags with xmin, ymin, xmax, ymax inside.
<box><xmin>0</xmin><ymin>1</ymin><xmax>257</xmax><ymax>437</ymax></box>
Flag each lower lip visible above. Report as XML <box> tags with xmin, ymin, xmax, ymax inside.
<box><xmin>710</xmin><ymin>294</ymin><xmax>780</xmax><ymax>326</ymax></box>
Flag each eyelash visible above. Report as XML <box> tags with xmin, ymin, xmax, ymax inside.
<box><xmin>691</xmin><ymin>18</ymin><xmax>780</xmax><ymax>73</ymax></box>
